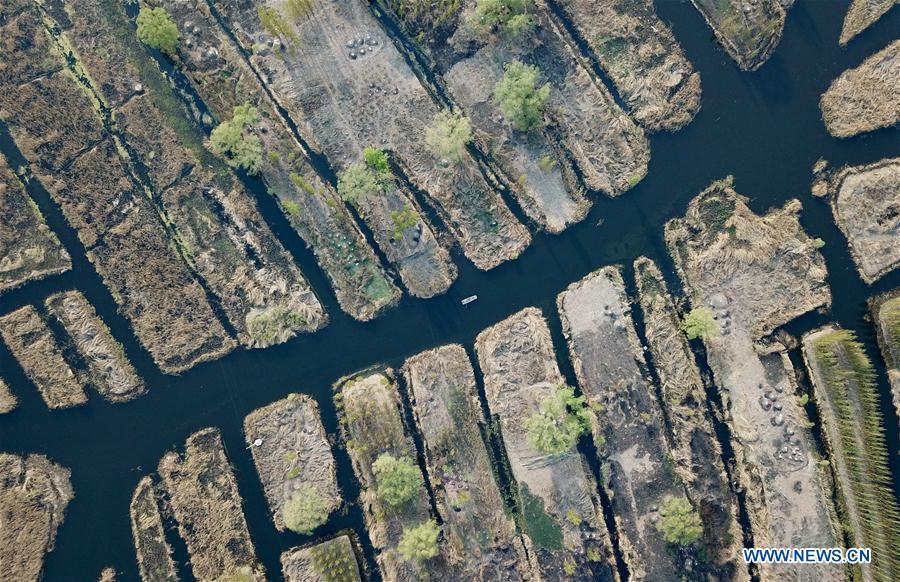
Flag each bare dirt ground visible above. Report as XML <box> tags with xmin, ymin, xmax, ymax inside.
<box><xmin>690</xmin><ymin>0</ymin><xmax>792</xmax><ymax>70</ymax></box>
<box><xmin>803</xmin><ymin>325</ymin><xmax>900</xmax><ymax>581</ymax></box>
<box><xmin>214</xmin><ymin>0</ymin><xmax>531</xmax><ymax>270</ymax></box>
<box><xmin>821</xmin><ymin>39</ymin><xmax>900</xmax><ymax>138</ymax></box>
<box><xmin>45</xmin><ymin>290</ymin><xmax>145</xmax><ymax>403</ymax></box>
<box><xmin>50</xmin><ymin>0</ymin><xmax>328</xmax><ymax>347</ymax></box>
<box><xmin>870</xmin><ymin>289</ymin><xmax>900</xmax><ymax>425</ymax></box>
<box><xmin>151</xmin><ymin>0</ymin><xmax>400</xmax><ymax>321</ymax></box>
<box><xmin>404</xmin><ymin>345</ymin><xmax>533</xmax><ymax>580</ymax></box>
<box><xmin>558</xmin><ymin>266</ymin><xmax>718</xmax><ymax>580</ymax></box>
<box><xmin>476</xmin><ymin>308</ymin><xmax>618</xmax><ymax>581</ymax></box>
<box><xmin>334</xmin><ymin>369</ymin><xmax>438</xmax><ymax>581</ymax></box>
<box><xmin>0</xmin><ymin>1</ymin><xmax>235</xmax><ymax>373</ymax></box>
<box><xmin>158</xmin><ymin>427</ymin><xmax>264</xmax><ymax>581</ymax></box>
<box><xmin>0</xmin><ymin>305</ymin><xmax>87</xmax><ymax>410</ymax></box>
<box><xmin>666</xmin><ymin>181</ymin><xmax>844</xmax><ymax>581</ymax></box>
<box><xmin>281</xmin><ymin>534</ymin><xmax>363</xmax><ymax>582</ymax></box>
<box><xmin>633</xmin><ymin>257</ymin><xmax>744</xmax><ymax>575</ymax></box>
<box><xmin>554</xmin><ymin>0</ymin><xmax>701</xmax><ymax>132</ymax></box>
<box><xmin>243</xmin><ymin>394</ymin><xmax>341</xmax><ymax>531</ymax></box>
<box><xmin>0</xmin><ymin>151</ymin><xmax>70</xmax><ymax>293</ymax></box>
<box><xmin>815</xmin><ymin>157</ymin><xmax>900</xmax><ymax>284</ymax></box>
<box><xmin>0</xmin><ymin>453</ymin><xmax>73</xmax><ymax>581</ymax></box>
<box><xmin>839</xmin><ymin>0</ymin><xmax>898</xmax><ymax>45</ymax></box>
<box><xmin>129</xmin><ymin>476</ymin><xmax>178</xmax><ymax>582</ymax></box>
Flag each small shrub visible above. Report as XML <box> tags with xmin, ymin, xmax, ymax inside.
<box><xmin>282</xmin><ymin>485</ymin><xmax>330</xmax><ymax>534</ymax></box>
<box><xmin>525</xmin><ymin>385</ymin><xmax>594</xmax><ymax>455</ymax></box>
<box><xmin>470</xmin><ymin>0</ymin><xmax>533</xmax><ymax>36</ymax></box>
<box><xmin>136</xmin><ymin>7</ymin><xmax>179</xmax><ymax>54</ymax></box>
<box><xmin>209</xmin><ymin>104</ymin><xmax>264</xmax><ymax>175</ymax></box>
<box><xmin>372</xmin><ymin>453</ymin><xmax>422</xmax><ymax>507</ymax></box>
<box><xmin>258</xmin><ymin>6</ymin><xmax>298</xmax><ymax>44</ymax></box>
<box><xmin>363</xmin><ymin>147</ymin><xmax>391</xmax><ymax>173</ymax></box>
<box><xmin>566</xmin><ymin>508</ymin><xmax>582</xmax><ymax>526</ymax></box>
<box><xmin>391</xmin><ymin>206</ymin><xmax>418</xmax><ymax>240</ymax></box>
<box><xmin>563</xmin><ymin>558</ymin><xmax>577</xmax><ymax>576</ymax></box>
<box><xmin>425</xmin><ymin>111</ymin><xmax>472</xmax><ymax>161</ymax></box>
<box><xmin>656</xmin><ymin>497</ymin><xmax>703</xmax><ymax>546</ymax></box>
<box><xmin>681</xmin><ymin>307</ymin><xmax>718</xmax><ymax>340</ymax></box>
<box><xmin>398</xmin><ymin>520</ymin><xmax>440</xmax><ymax>563</ymax></box>
<box><xmin>537</xmin><ymin>154</ymin><xmax>555</xmax><ymax>173</ymax></box>
<box><xmin>285</xmin><ymin>0</ymin><xmax>315</xmax><ymax>20</ymax></box>
<box><xmin>586</xmin><ymin>547</ymin><xmax>602</xmax><ymax>562</ymax></box>
<box><xmin>494</xmin><ymin>60</ymin><xmax>550</xmax><ymax>132</ymax></box>
<box><xmin>812</xmin><ymin>237</ymin><xmax>826</xmax><ymax>249</ymax></box>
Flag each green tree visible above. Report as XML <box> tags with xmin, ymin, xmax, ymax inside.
<box><xmin>136</xmin><ymin>7</ymin><xmax>179</xmax><ymax>54</ymax></box>
<box><xmin>681</xmin><ymin>307</ymin><xmax>718</xmax><ymax>340</ymax></box>
<box><xmin>525</xmin><ymin>385</ymin><xmax>594</xmax><ymax>455</ymax></box>
<box><xmin>398</xmin><ymin>520</ymin><xmax>440</xmax><ymax>563</ymax></box>
<box><xmin>470</xmin><ymin>0</ymin><xmax>533</xmax><ymax>36</ymax></box>
<box><xmin>338</xmin><ymin>162</ymin><xmax>386</xmax><ymax>207</ymax></box>
<box><xmin>656</xmin><ymin>497</ymin><xmax>703</xmax><ymax>546</ymax></box>
<box><xmin>493</xmin><ymin>61</ymin><xmax>550</xmax><ymax>132</ymax></box>
<box><xmin>372</xmin><ymin>453</ymin><xmax>422</xmax><ymax>507</ymax></box>
<box><xmin>209</xmin><ymin>104</ymin><xmax>264</xmax><ymax>175</ymax></box>
<box><xmin>282</xmin><ymin>485</ymin><xmax>330</xmax><ymax>534</ymax></box>
<box><xmin>425</xmin><ymin>111</ymin><xmax>472</xmax><ymax>161</ymax></box>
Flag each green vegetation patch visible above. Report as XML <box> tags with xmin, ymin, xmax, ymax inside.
<box><xmin>681</xmin><ymin>307</ymin><xmax>718</xmax><ymax>340</ymax></box>
<box><xmin>283</xmin><ymin>484</ymin><xmax>330</xmax><ymax>534</ymax></box>
<box><xmin>697</xmin><ymin>194</ymin><xmax>736</xmax><ymax>234</ymax></box>
<box><xmin>310</xmin><ymin>537</ymin><xmax>359</xmax><ymax>582</ymax></box>
<box><xmin>519</xmin><ymin>484</ymin><xmax>564</xmax><ymax>551</ymax></box>
<box><xmin>811</xmin><ymin>329</ymin><xmax>900</xmax><ymax>580</ymax></box>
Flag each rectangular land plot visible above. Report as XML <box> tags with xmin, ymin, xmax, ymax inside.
<box><xmin>665</xmin><ymin>181</ymin><xmax>844</xmax><ymax>581</ymax></box>
<box><xmin>211</xmin><ymin>0</ymin><xmax>531</xmax><ymax>269</ymax></box>
<box><xmin>53</xmin><ymin>0</ymin><xmax>329</xmax><ymax>345</ymax></box>
<box><xmin>281</xmin><ymin>534</ymin><xmax>363</xmax><ymax>582</ymax></box>
<box><xmin>690</xmin><ymin>0</ymin><xmax>790</xmax><ymax>70</ymax></box>
<box><xmin>244</xmin><ymin>394</ymin><xmax>341</xmax><ymax>532</ymax></box>
<box><xmin>0</xmin><ymin>305</ymin><xmax>87</xmax><ymax>410</ymax></box>
<box><xmin>558</xmin><ymin>266</ymin><xmax>704</xmax><ymax>580</ymax></box>
<box><xmin>0</xmin><ymin>5</ymin><xmax>234</xmax><ymax>374</ymax></box>
<box><xmin>633</xmin><ymin>257</ymin><xmax>743</xmax><ymax>573</ymax></box>
<box><xmin>129</xmin><ymin>476</ymin><xmax>177</xmax><ymax>582</ymax></box>
<box><xmin>802</xmin><ymin>326</ymin><xmax>900</xmax><ymax>581</ymax></box>
<box><xmin>403</xmin><ymin>344</ymin><xmax>533</xmax><ymax>578</ymax></box>
<box><xmin>150</xmin><ymin>0</ymin><xmax>399</xmax><ymax>321</ymax></box>
<box><xmin>824</xmin><ymin>157</ymin><xmax>900</xmax><ymax>283</ymax></box>
<box><xmin>552</xmin><ymin>0</ymin><xmax>701</xmax><ymax>132</ymax></box>
<box><xmin>45</xmin><ymin>290</ymin><xmax>145</xmax><ymax>403</ymax></box>
<box><xmin>0</xmin><ymin>152</ymin><xmax>70</xmax><ymax>293</ymax></box>
<box><xmin>870</xmin><ymin>289</ymin><xmax>900</xmax><ymax>423</ymax></box>
<box><xmin>475</xmin><ymin>307</ymin><xmax>618</xmax><ymax>581</ymax></box>
<box><xmin>334</xmin><ymin>369</ymin><xmax>441</xmax><ymax>580</ymax></box>
<box><xmin>0</xmin><ymin>453</ymin><xmax>73</xmax><ymax>582</ymax></box>
<box><xmin>158</xmin><ymin>427</ymin><xmax>264</xmax><ymax>581</ymax></box>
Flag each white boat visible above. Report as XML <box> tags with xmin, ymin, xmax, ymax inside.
<box><xmin>461</xmin><ymin>295</ymin><xmax>478</xmax><ymax>306</ymax></box>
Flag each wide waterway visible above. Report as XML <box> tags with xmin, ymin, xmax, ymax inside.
<box><xmin>1</xmin><ymin>0</ymin><xmax>899</xmax><ymax>580</ymax></box>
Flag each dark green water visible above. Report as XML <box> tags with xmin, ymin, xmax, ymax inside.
<box><xmin>1</xmin><ymin>0</ymin><xmax>899</xmax><ymax>580</ymax></box>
